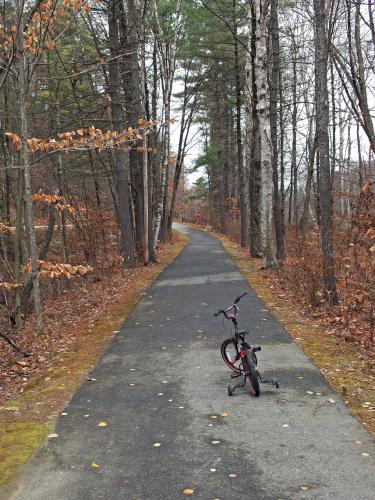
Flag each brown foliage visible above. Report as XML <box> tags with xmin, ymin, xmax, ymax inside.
<box><xmin>277</xmin><ymin>186</ymin><xmax>375</xmax><ymax>354</ymax></box>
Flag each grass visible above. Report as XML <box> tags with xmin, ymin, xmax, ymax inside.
<box><xmin>0</xmin><ymin>231</ymin><xmax>188</xmax><ymax>489</ymax></box>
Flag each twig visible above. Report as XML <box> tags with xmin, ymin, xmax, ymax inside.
<box><xmin>0</xmin><ymin>332</ymin><xmax>30</xmax><ymax>357</ymax></box>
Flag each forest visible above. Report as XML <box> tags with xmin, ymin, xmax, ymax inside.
<box><xmin>0</xmin><ymin>0</ymin><xmax>374</xmax><ymax>392</ymax></box>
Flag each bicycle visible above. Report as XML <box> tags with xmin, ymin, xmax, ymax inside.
<box><xmin>214</xmin><ymin>292</ymin><xmax>279</xmax><ymax>397</ymax></box>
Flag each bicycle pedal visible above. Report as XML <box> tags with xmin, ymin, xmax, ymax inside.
<box><xmin>231</xmin><ymin>372</ymin><xmax>241</xmax><ymax>379</ymax></box>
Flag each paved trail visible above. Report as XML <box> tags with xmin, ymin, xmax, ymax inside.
<box><xmin>5</xmin><ymin>226</ymin><xmax>375</xmax><ymax>500</ymax></box>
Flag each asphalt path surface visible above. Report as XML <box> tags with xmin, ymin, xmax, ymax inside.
<box><xmin>5</xmin><ymin>225</ymin><xmax>375</xmax><ymax>500</ymax></box>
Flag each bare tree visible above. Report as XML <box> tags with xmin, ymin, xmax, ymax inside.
<box><xmin>314</xmin><ymin>0</ymin><xmax>338</xmax><ymax>303</ymax></box>
<box><xmin>255</xmin><ymin>0</ymin><xmax>277</xmax><ymax>267</ymax></box>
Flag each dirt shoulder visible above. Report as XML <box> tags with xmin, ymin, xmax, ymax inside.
<box><xmin>0</xmin><ymin>231</ymin><xmax>188</xmax><ymax>489</ymax></box>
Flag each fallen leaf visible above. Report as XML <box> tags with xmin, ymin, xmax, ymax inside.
<box><xmin>211</xmin><ymin>440</ymin><xmax>220</xmax><ymax>444</ymax></box>
<box><xmin>98</xmin><ymin>421</ymin><xmax>108</xmax><ymax>427</ymax></box>
<box><xmin>182</xmin><ymin>489</ymin><xmax>194</xmax><ymax>495</ymax></box>
<box><xmin>228</xmin><ymin>473</ymin><xmax>237</xmax><ymax>478</ymax></box>
<box><xmin>91</xmin><ymin>462</ymin><xmax>100</xmax><ymax>468</ymax></box>
<box><xmin>362</xmin><ymin>453</ymin><xmax>369</xmax><ymax>457</ymax></box>
<box><xmin>153</xmin><ymin>442</ymin><xmax>161</xmax><ymax>447</ymax></box>
<box><xmin>300</xmin><ymin>485</ymin><xmax>309</xmax><ymax>491</ymax></box>
<box><xmin>48</xmin><ymin>433</ymin><xmax>58</xmax><ymax>438</ymax></box>
<box><xmin>355</xmin><ymin>440</ymin><xmax>363</xmax><ymax>445</ymax></box>
<box><xmin>220</xmin><ymin>412</ymin><xmax>229</xmax><ymax>417</ymax></box>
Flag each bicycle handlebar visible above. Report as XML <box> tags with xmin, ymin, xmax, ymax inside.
<box><xmin>213</xmin><ymin>292</ymin><xmax>247</xmax><ymax>318</ymax></box>
<box><xmin>234</xmin><ymin>292</ymin><xmax>247</xmax><ymax>304</ymax></box>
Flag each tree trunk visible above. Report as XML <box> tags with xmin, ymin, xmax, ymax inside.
<box><xmin>314</xmin><ymin>0</ymin><xmax>338</xmax><ymax>303</ymax></box>
<box><xmin>108</xmin><ymin>0</ymin><xmax>136</xmax><ymax>267</ymax></box>
<box><xmin>270</xmin><ymin>0</ymin><xmax>284</xmax><ymax>260</ymax></box>
<box><xmin>233</xmin><ymin>0</ymin><xmax>246</xmax><ymax>247</ymax></box>
<box><xmin>124</xmin><ymin>0</ymin><xmax>144</xmax><ymax>256</ymax></box>
<box><xmin>247</xmin><ymin>0</ymin><xmax>263</xmax><ymax>257</ymax></box>
<box><xmin>14</xmin><ymin>168</ymin><xmax>24</xmax><ymax>329</ymax></box>
<box><xmin>300</xmin><ymin>134</ymin><xmax>317</xmax><ymax>234</ymax></box>
<box><xmin>15</xmin><ymin>0</ymin><xmax>43</xmax><ymax>335</ymax></box>
<box><xmin>255</xmin><ymin>0</ymin><xmax>277</xmax><ymax>268</ymax></box>
<box><xmin>151</xmin><ymin>0</ymin><xmax>181</xmax><ymax>245</ymax></box>
<box><xmin>291</xmin><ymin>40</ymin><xmax>298</xmax><ymax>227</ymax></box>
<box><xmin>140</xmin><ymin>0</ymin><xmax>149</xmax><ymax>264</ymax></box>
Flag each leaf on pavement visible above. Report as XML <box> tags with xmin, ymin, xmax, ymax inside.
<box><xmin>91</xmin><ymin>462</ymin><xmax>100</xmax><ymax>468</ymax></box>
<box><xmin>183</xmin><ymin>489</ymin><xmax>194</xmax><ymax>494</ymax></box>
<box><xmin>98</xmin><ymin>421</ymin><xmax>108</xmax><ymax>427</ymax></box>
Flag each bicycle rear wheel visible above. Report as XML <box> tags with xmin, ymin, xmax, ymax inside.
<box><xmin>244</xmin><ymin>352</ymin><xmax>260</xmax><ymax>397</ymax></box>
<box><xmin>221</xmin><ymin>337</ymin><xmax>241</xmax><ymax>373</ymax></box>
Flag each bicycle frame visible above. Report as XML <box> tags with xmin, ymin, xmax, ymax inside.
<box><xmin>215</xmin><ymin>293</ymin><xmax>279</xmax><ymax>396</ymax></box>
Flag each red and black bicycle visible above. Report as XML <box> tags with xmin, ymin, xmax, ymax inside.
<box><xmin>215</xmin><ymin>292</ymin><xmax>279</xmax><ymax>397</ymax></box>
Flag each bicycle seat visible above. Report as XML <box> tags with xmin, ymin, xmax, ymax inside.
<box><xmin>238</xmin><ymin>329</ymin><xmax>249</xmax><ymax>335</ymax></box>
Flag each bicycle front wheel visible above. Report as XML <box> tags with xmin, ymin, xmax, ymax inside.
<box><xmin>221</xmin><ymin>337</ymin><xmax>241</xmax><ymax>373</ymax></box>
<box><xmin>245</xmin><ymin>352</ymin><xmax>260</xmax><ymax>397</ymax></box>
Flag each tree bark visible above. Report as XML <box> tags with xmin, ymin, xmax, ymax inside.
<box><xmin>247</xmin><ymin>0</ymin><xmax>262</xmax><ymax>257</ymax></box>
<box><xmin>233</xmin><ymin>0</ymin><xmax>246</xmax><ymax>247</ymax></box>
<box><xmin>124</xmin><ymin>0</ymin><xmax>144</xmax><ymax>256</ymax></box>
<box><xmin>151</xmin><ymin>0</ymin><xmax>181</xmax><ymax>245</ymax></box>
<box><xmin>15</xmin><ymin>0</ymin><xmax>43</xmax><ymax>335</ymax></box>
<box><xmin>314</xmin><ymin>0</ymin><xmax>338</xmax><ymax>303</ymax></box>
<box><xmin>270</xmin><ymin>0</ymin><xmax>284</xmax><ymax>260</ymax></box>
<box><xmin>108</xmin><ymin>0</ymin><xmax>136</xmax><ymax>267</ymax></box>
<box><xmin>255</xmin><ymin>0</ymin><xmax>277</xmax><ymax>267</ymax></box>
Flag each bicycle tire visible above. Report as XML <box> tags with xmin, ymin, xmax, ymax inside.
<box><xmin>221</xmin><ymin>337</ymin><xmax>241</xmax><ymax>373</ymax></box>
<box><xmin>245</xmin><ymin>351</ymin><xmax>260</xmax><ymax>397</ymax></box>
